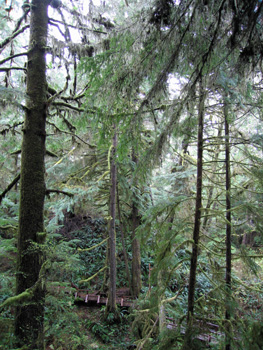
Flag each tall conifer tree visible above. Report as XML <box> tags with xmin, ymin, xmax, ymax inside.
<box><xmin>15</xmin><ymin>0</ymin><xmax>49</xmax><ymax>348</ymax></box>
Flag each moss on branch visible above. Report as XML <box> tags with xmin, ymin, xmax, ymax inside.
<box><xmin>79</xmin><ymin>265</ymin><xmax>107</xmax><ymax>284</ymax></box>
<box><xmin>78</xmin><ymin>237</ymin><xmax>109</xmax><ymax>252</ymax></box>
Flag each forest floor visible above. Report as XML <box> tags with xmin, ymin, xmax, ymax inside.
<box><xmin>77</xmin><ymin>305</ymin><xmax>134</xmax><ymax>349</ymax></box>
<box><xmin>45</xmin><ymin>299</ymin><xmax>136</xmax><ymax>350</ymax></box>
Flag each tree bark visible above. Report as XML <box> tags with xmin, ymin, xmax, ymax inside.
<box><xmin>183</xmin><ymin>81</ymin><xmax>205</xmax><ymax>349</ymax></box>
<box><xmin>14</xmin><ymin>1</ymin><xmax>49</xmax><ymax>348</ymax></box>
<box><xmin>224</xmin><ymin>99</ymin><xmax>232</xmax><ymax>350</ymax></box>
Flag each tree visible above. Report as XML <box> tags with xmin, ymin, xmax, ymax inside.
<box><xmin>182</xmin><ymin>79</ymin><xmax>206</xmax><ymax>350</ymax></box>
<box><xmin>106</xmin><ymin>126</ymin><xmax>119</xmax><ymax>319</ymax></box>
<box><xmin>131</xmin><ymin>149</ymin><xmax>142</xmax><ymax>298</ymax></box>
<box><xmin>0</xmin><ymin>0</ymin><xmax>115</xmax><ymax>346</ymax></box>
<box><xmin>224</xmin><ymin>98</ymin><xmax>232</xmax><ymax>350</ymax></box>
<box><xmin>14</xmin><ymin>1</ymin><xmax>49</xmax><ymax>348</ymax></box>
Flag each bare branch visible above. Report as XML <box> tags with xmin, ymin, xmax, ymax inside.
<box><xmin>47</xmin><ymin>71</ymin><xmax>70</xmax><ymax>105</ymax></box>
<box><xmin>52</xmin><ymin>101</ymin><xmax>84</xmax><ymax>112</ymax></box>
<box><xmin>47</xmin><ymin>120</ymin><xmax>94</xmax><ymax>147</ymax></box>
<box><xmin>0</xmin><ymin>67</ymin><xmax>27</xmax><ymax>72</ymax></box>
<box><xmin>0</xmin><ymin>173</ymin><xmax>20</xmax><ymax>205</ymax></box>
<box><xmin>45</xmin><ymin>189</ymin><xmax>74</xmax><ymax>197</ymax></box>
<box><xmin>49</xmin><ymin>17</ymin><xmax>107</xmax><ymax>34</ymax></box>
<box><xmin>0</xmin><ymin>52</ymin><xmax>28</xmax><ymax>66</ymax></box>
<box><xmin>13</xmin><ymin>8</ymin><xmax>30</xmax><ymax>33</ymax></box>
<box><xmin>10</xmin><ymin>149</ymin><xmax>58</xmax><ymax>157</ymax></box>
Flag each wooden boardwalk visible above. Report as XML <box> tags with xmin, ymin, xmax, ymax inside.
<box><xmin>74</xmin><ymin>287</ymin><xmax>133</xmax><ymax>307</ymax></box>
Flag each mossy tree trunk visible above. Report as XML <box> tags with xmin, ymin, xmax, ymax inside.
<box><xmin>182</xmin><ymin>81</ymin><xmax>205</xmax><ymax>350</ymax></box>
<box><xmin>202</xmin><ymin>125</ymin><xmax>223</xmax><ymax>232</ymax></box>
<box><xmin>15</xmin><ymin>1</ymin><xmax>49</xmax><ymax>348</ymax></box>
<box><xmin>131</xmin><ymin>150</ymin><xmax>141</xmax><ymax>298</ymax></box>
<box><xmin>224</xmin><ymin>99</ymin><xmax>232</xmax><ymax>350</ymax></box>
<box><xmin>117</xmin><ymin>186</ymin><xmax>132</xmax><ymax>290</ymax></box>
<box><xmin>106</xmin><ymin>127</ymin><xmax>119</xmax><ymax>320</ymax></box>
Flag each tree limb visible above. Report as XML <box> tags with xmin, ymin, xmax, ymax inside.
<box><xmin>49</xmin><ymin>17</ymin><xmax>107</xmax><ymax>34</ymax></box>
<box><xmin>137</xmin><ymin>316</ymin><xmax>159</xmax><ymax>350</ymax></box>
<box><xmin>0</xmin><ymin>52</ymin><xmax>28</xmax><ymax>66</ymax></box>
<box><xmin>52</xmin><ymin>101</ymin><xmax>84</xmax><ymax>112</ymax></box>
<box><xmin>79</xmin><ymin>266</ymin><xmax>108</xmax><ymax>284</ymax></box>
<box><xmin>0</xmin><ymin>260</ymin><xmax>51</xmax><ymax>311</ymax></box>
<box><xmin>0</xmin><ymin>173</ymin><xmax>20</xmax><ymax>205</ymax></box>
<box><xmin>13</xmin><ymin>8</ymin><xmax>30</xmax><ymax>33</ymax></box>
<box><xmin>47</xmin><ymin>71</ymin><xmax>70</xmax><ymax>105</ymax></box>
<box><xmin>45</xmin><ymin>189</ymin><xmax>74</xmax><ymax>197</ymax></box>
<box><xmin>0</xmin><ymin>67</ymin><xmax>27</xmax><ymax>72</ymax></box>
<box><xmin>78</xmin><ymin>237</ymin><xmax>109</xmax><ymax>252</ymax></box>
<box><xmin>0</xmin><ymin>225</ymin><xmax>17</xmax><ymax>230</ymax></box>
<box><xmin>11</xmin><ymin>149</ymin><xmax>58</xmax><ymax>157</ymax></box>
<box><xmin>0</xmin><ymin>24</ymin><xmax>30</xmax><ymax>51</ymax></box>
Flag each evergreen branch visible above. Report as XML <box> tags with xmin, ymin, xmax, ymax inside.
<box><xmin>193</xmin><ymin>0</ymin><xmax>225</xmax><ymax>84</ymax></box>
<box><xmin>137</xmin><ymin>2</ymin><xmax>198</xmax><ymax>115</ymax></box>
<box><xmin>0</xmin><ymin>173</ymin><xmax>20</xmax><ymax>205</ymax></box>
<box><xmin>78</xmin><ymin>237</ymin><xmax>109</xmax><ymax>252</ymax></box>
<box><xmin>0</xmin><ymin>24</ymin><xmax>30</xmax><ymax>51</ymax></box>
<box><xmin>45</xmin><ymin>189</ymin><xmax>74</xmax><ymax>197</ymax></box>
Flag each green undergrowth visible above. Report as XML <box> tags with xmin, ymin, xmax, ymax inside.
<box><xmin>45</xmin><ymin>302</ymin><xmax>135</xmax><ymax>350</ymax></box>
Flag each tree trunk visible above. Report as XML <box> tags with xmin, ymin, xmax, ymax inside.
<box><xmin>158</xmin><ymin>268</ymin><xmax>166</xmax><ymax>334</ymax></box>
<box><xmin>106</xmin><ymin>127</ymin><xmax>119</xmax><ymax>320</ymax></box>
<box><xmin>14</xmin><ymin>1</ymin><xmax>49</xmax><ymax>349</ymax></box>
<box><xmin>131</xmin><ymin>150</ymin><xmax>141</xmax><ymax>298</ymax></box>
<box><xmin>224</xmin><ymin>100</ymin><xmax>232</xmax><ymax>350</ymax></box>
<box><xmin>183</xmin><ymin>81</ymin><xmax>205</xmax><ymax>349</ymax></box>
<box><xmin>117</xmin><ymin>185</ymin><xmax>132</xmax><ymax>290</ymax></box>
<box><xmin>202</xmin><ymin>125</ymin><xmax>223</xmax><ymax>232</ymax></box>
